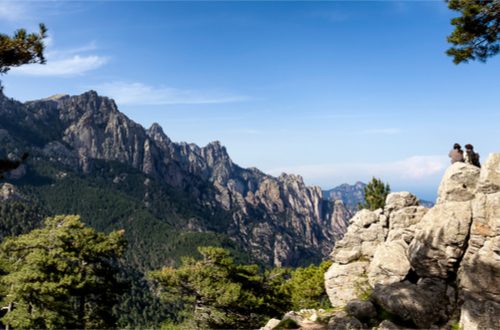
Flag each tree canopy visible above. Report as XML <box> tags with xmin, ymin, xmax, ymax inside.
<box><xmin>0</xmin><ymin>215</ymin><xmax>126</xmax><ymax>329</ymax></box>
<box><xmin>447</xmin><ymin>0</ymin><xmax>500</xmax><ymax>64</ymax></box>
<box><xmin>359</xmin><ymin>177</ymin><xmax>391</xmax><ymax>211</ymax></box>
<box><xmin>0</xmin><ymin>24</ymin><xmax>47</xmax><ymax>75</ymax></box>
<box><xmin>149</xmin><ymin>246</ymin><xmax>289</xmax><ymax>329</ymax></box>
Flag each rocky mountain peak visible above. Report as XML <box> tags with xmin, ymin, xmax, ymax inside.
<box><xmin>146</xmin><ymin>122</ymin><xmax>171</xmax><ymax>145</ymax></box>
<box><xmin>147</xmin><ymin>122</ymin><xmax>164</xmax><ymax>135</ymax></box>
<box><xmin>1</xmin><ymin>90</ymin><xmax>352</xmax><ymax>266</ymax></box>
<box><xmin>324</xmin><ymin>153</ymin><xmax>500</xmax><ymax>329</ymax></box>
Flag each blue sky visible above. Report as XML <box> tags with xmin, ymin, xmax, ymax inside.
<box><xmin>1</xmin><ymin>1</ymin><xmax>499</xmax><ymax>200</ymax></box>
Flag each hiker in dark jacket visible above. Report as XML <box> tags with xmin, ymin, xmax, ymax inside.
<box><xmin>448</xmin><ymin>143</ymin><xmax>464</xmax><ymax>164</ymax></box>
<box><xmin>464</xmin><ymin>144</ymin><xmax>481</xmax><ymax>168</ymax></box>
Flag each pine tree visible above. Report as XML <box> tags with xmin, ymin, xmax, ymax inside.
<box><xmin>359</xmin><ymin>177</ymin><xmax>390</xmax><ymax>211</ymax></box>
<box><xmin>0</xmin><ymin>215</ymin><xmax>126</xmax><ymax>329</ymax></box>
<box><xmin>0</xmin><ymin>24</ymin><xmax>47</xmax><ymax>75</ymax></box>
<box><xmin>1</xmin><ymin>24</ymin><xmax>46</xmax><ymax>172</ymax></box>
<box><xmin>447</xmin><ymin>0</ymin><xmax>500</xmax><ymax>64</ymax></box>
<box><xmin>286</xmin><ymin>261</ymin><xmax>332</xmax><ymax>310</ymax></box>
<box><xmin>150</xmin><ymin>246</ymin><xmax>287</xmax><ymax>329</ymax></box>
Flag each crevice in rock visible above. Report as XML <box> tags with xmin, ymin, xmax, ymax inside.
<box><xmin>404</xmin><ymin>269</ymin><xmax>420</xmax><ymax>284</ymax></box>
<box><xmin>452</xmin><ymin>210</ymin><xmax>473</xmax><ymax>279</ymax></box>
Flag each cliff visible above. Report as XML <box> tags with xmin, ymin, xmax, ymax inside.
<box><xmin>322</xmin><ymin>154</ymin><xmax>500</xmax><ymax>329</ymax></box>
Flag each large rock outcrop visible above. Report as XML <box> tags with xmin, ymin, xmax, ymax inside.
<box><xmin>325</xmin><ymin>156</ymin><xmax>500</xmax><ymax>329</ymax></box>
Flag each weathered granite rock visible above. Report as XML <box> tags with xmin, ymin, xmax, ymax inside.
<box><xmin>459</xmin><ymin>293</ymin><xmax>500</xmax><ymax>330</ymax></box>
<box><xmin>331</xmin><ymin>209</ymin><xmax>386</xmax><ymax>264</ymax></box>
<box><xmin>345</xmin><ymin>300</ymin><xmax>377</xmax><ymax>321</ymax></box>
<box><xmin>260</xmin><ymin>318</ymin><xmax>280</xmax><ymax>330</ymax></box>
<box><xmin>377</xmin><ymin>320</ymin><xmax>400</xmax><ymax>330</ymax></box>
<box><xmin>325</xmin><ymin>153</ymin><xmax>500</xmax><ymax>330</ymax></box>
<box><xmin>372</xmin><ymin>278</ymin><xmax>449</xmax><ymax>329</ymax></box>
<box><xmin>367</xmin><ymin>239</ymin><xmax>411</xmax><ymax>286</ymax></box>
<box><xmin>282</xmin><ymin>311</ymin><xmax>303</xmax><ymax>324</ymax></box>
<box><xmin>0</xmin><ymin>183</ymin><xmax>23</xmax><ymax>201</ymax></box>
<box><xmin>327</xmin><ymin>311</ymin><xmax>363</xmax><ymax>330</ymax></box>
<box><xmin>458</xmin><ymin>192</ymin><xmax>500</xmax><ymax>302</ymax></box>
<box><xmin>384</xmin><ymin>192</ymin><xmax>419</xmax><ymax>213</ymax></box>
<box><xmin>477</xmin><ymin>153</ymin><xmax>500</xmax><ymax>193</ymax></box>
<box><xmin>324</xmin><ymin>261</ymin><xmax>370</xmax><ymax>307</ymax></box>
<box><xmin>457</xmin><ymin>189</ymin><xmax>500</xmax><ymax>329</ymax></box>
<box><xmin>386</xmin><ymin>206</ymin><xmax>428</xmax><ymax>243</ymax></box>
<box><xmin>408</xmin><ymin>201</ymin><xmax>473</xmax><ymax>279</ymax></box>
<box><xmin>437</xmin><ymin>162</ymin><xmax>480</xmax><ymax>204</ymax></box>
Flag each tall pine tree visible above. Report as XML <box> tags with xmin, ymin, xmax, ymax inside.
<box><xmin>0</xmin><ymin>215</ymin><xmax>126</xmax><ymax>329</ymax></box>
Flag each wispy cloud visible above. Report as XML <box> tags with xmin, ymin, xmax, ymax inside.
<box><xmin>358</xmin><ymin>128</ymin><xmax>401</xmax><ymax>135</ymax></box>
<box><xmin>267</xmin><ymin>155</ymin><xmax>449</xmax><ymax>187</ymax></box>
<box><xmin>9</xmin><ymin>35</ymin><xmax>108</xmax><ymax>77</ymax></box>
<box><xmin>12</xmin><ymin>55</ymin><xmax>109</xmax><ymax>77</ymax></box>
<box><xmin>93</xmin><ymin>82</ymin><xmax>250</xmax><ymax>106</ymax></box>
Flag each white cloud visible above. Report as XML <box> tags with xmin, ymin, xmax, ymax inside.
<box><xmin>9</xmin><ymin>34</ymin><xmax>108</xmax><ymax>77</ymax></box>
<box><xmin>267</xmin><ymin>155</ymin><xmax>449</xmax><ymax>188</ymax></box>
<box><xmin>0</xmin><ymin>1</ymin><xmax>26</xmax><ymax>21</ymax></box>
<box><xmin>94</xmin><ymin>82</ymin><xmax>250</xmax><ymax>106</ymax></box>
<box><xmin>11</xmin><ymin>55</ymin><xmax>109</xmax><ymax>77</ymax></box>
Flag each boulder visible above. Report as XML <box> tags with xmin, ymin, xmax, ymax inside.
<box><xmin>282</xmin><ymin>311</ymin><xmax>303</xmax><ymax>324</ymax></box>
<box><xmin>384</xmin><ymin>192</ymin><xmax>419</xmax><ymax>213</ymax></box>
<box><xmin>331</xmin><ymin>209</ymin><xmax>387</xmax><ymax>264</ymax></box>
<box><xmin>324</xmin><ymin>261</ymin><xmax>370</xmax><ymax>307</ymax></box>
<box><xmin>436</xmin><ymin>162</ymin><xmax>480</xmax><ymax>204</ymax></box>
<box><xmin>459</xmin><ymin>293</ymin><xmax>500</xmax><ymax>330</ymax></box>
<box><xmin>386</xmin><ymin>206</ymin><xmax>428</xmax><ymax>243</ymax></box>
<box><xmin>345</xmin><ymin>300</ymin><xmax>377</xmax><ymax>321</ymax></box>
<box><xmin>457</xmin><ymin>191</ymin><xmax>500</xmax><ymax>329</ymax></box>
<box><xmin>0</xmin><ymin>183</ymin><xmax>24</xmax><ymax>201</ymax></box>
<box><xmin>372</xmin><ymin>278</ymin><xmax>449</xmax><ymax>329</ymax></box>
<box><xmin>260</xmin><ymin>318</ymin><xmax>280</xmax><ymax>330</ymax></box>
<box><xmin>327</xmin><ymin>311</ymin><xmax>363</xmax><ymax>330</ymax></box>
<box><xmin>377</xmin><ymin>320</ymin><xmax>400</xmax><ymax>330</ymax></box>
<box><xmin>408</xmin><ymin>201</ymin><xmax>472</xmax><ymax>278</ymax></box>
<box><xmin>367</xmin><ymin>240</ymin><xmax>411</xmax><ymax>286</ymax></box>
<box><xmin>458</xmin><ymin>192</ymin><xmax>500</xmax><ymax>302</ymax></box>
<box><xmin>477</xmin><ymin>153</ymin><xmax>500</xmax><ymax>194</ymax></box>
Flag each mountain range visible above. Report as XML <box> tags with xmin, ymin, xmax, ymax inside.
<box><xmin>0</xmin><ymin>90</ymin><xmax>359</xmax><ymax>269</ymax></box>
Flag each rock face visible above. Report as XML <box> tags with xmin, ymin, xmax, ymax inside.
<box><xmin>325</xmin><ymin>156</ymin><xmax>500</xmax><ymax>329</ymax></box>
<box><xmin>0</xmin><ymin>90</ymin><xmax>350</xmax><ymax>266</ymax></box>
<box><xmin>323</xmin><ymin>181</ymin><xmax>366</xmax><ymax>215</ymax></box>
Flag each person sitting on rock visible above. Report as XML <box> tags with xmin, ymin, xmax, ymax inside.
<box><xmin>448</xmin><ymin>143</ymin><xmax>464</xmax><ymax>164</ymax></box>
<box><xmin>464</xmin><ymin>144</ymin><xmax>481</xmax><ymax>168</ymax></box>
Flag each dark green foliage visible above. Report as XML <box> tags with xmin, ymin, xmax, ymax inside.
<box><xmin>150</xmin><ymin>247</ymin><xmax>335</xmax><ymax>329</ymax></box>
<box><xmin>447</xmin><ymin>0</ymin><xmax>500</xmax><ymax>64</ymax></box>
<box><xmin>0</xmin><ymin>199</ymin><xmax>44</xmax><ymax>240</ymax></box>
<box><xmin>359</xmin><ymin>177</ymin><xmax>390</xmax><ymax>211</ymax></box>
<box><xmin>0</xmin><ymin>24</ymin><xmax>47</xmax><ymax>75</ymax></box>
<box><xmin>150</xmin><ymin>247</ymin><xmax>289</xmax><ymax>329</ymax></box>
<box><xmin>0</xmin><ymin>215</ymin><xmax>126</xmax><ymax>329</ymax></box>
<box><xmin>285</xmin><ymin>261</ymin><xmax>332</xmax><ymax>310</ymax></box>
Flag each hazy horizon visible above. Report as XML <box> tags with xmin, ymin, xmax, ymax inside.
<box><xmin>1</xmin><ymin>0</ymin><xmax>498</xmax><ymax>201</ymax></box>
